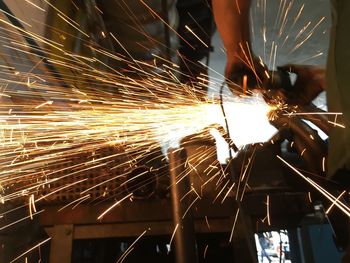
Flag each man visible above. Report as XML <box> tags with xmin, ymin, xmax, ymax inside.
<box><xmin>213</xmin><ymin>0</ymin><xmax>350</xmax><ymax>261</ymax></box>
<box><xmin>291</xmin><ymin>1</ymin><xmax>350</xmax><ymax>189</ymax></box>
<box><xmin>284</xmin><ymin>2</ymin><xmax>350</xmax><ymax>261</ymax></box>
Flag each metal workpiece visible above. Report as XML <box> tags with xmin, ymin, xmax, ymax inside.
<box><xmin>270</xmin><ymin>107</ymin><xmax>328</xmax><ymax>176</ymax></box>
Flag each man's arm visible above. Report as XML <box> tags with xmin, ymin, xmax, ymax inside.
<box><xmin>212</xmin><ymin>0</ymin><xmax>265</xmax><ymax>92</ymax></box>
<box><xmin>212</xmin><ymin>0</ymin><xmax>251</xmax><ymax>65</ymax></box>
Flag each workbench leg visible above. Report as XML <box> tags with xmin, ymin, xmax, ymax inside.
<box><xmin>231</xmin><ymin>208</ymin><xmax>258</xmax><ymax>263</ymax></box>
<box><xmin>46</xmin><ymin>224</ymin><xmax>74</xmax><ymax>263</ymax></box>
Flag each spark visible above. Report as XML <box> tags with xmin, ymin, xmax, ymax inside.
<box><xmin>205</xmin><ymin>215</ymin><xmax>210</xmax><ymax>230</ymax></box>
<box><xmin>235</xmin><ymin>0</ymin><xmax>241</xmax><ymax>15</ymax></box>
<box><xmin>277</xmin><ymin>155</ymin><xmax>350</xmax><ymax>217</ymax></box>
<box><xmin>221</xmin><ymin>183</ymin><xmax>235</xmax><ymax>204</ymax></box>
<box><xmin>285</xmin><ymin>112</ymin><xmax>342</xmax><ymax>116</ymax></box>
<box><xmin>28</xmin><ymin>193</ymin><xmax>37</xmax><ymax>220</ymax></box>
<box><xmin>116</xmin><ymin>229</ymin><xmax>148</xmax><ymax>263</ymax></box>
<box><xmin>229</xmin><ymin>208</ymin><xmax>240</xmax><ymax>242</ymax></box>
<box><xmin>71</xmin><ymin>194</ymin><xmax>91</xmax><ymax>209</ymax></box>
<box><xmin>325</xmin><ymin>190</ymin><xmax>347</xmax><ymax>215</ymax></box>
<box><xmin>290</xmin><ymin>17</ymin><xmax>325</xmax><ymax>54</ymax></box>
<box><xmin>300</xmin><ymin>148</ymin><xmax>306</xmax><ymax>156</ymax></box>
<box><xmin>291</xmin><ymin>4</ymin><xmax>305</xmax><ymax>29</ymax></box>
<box><xmin>213</xmin><ymin>180</ymin><xmax>230</xmax><ymax>203</ymax></box>
<box><xmin>34</xmin><ymin>100</ymin><xmax>53</xmax><ymax>109</ymax></box>
<box><xmin>118</xmin><ymin>248</ymin><xmax>135</xmax><ymax>263</ymax></box>
<box><xmin>24</xmin><ymin>0</ymin><xmax>46</xmax><ymax>12</ymax></box>
<box><xmin>298</xmin><ymin>52</ymin><xmax>324</xmax><ymax>63</ymax></box>
<box><xmin>169</xmin><ymin>223</ymin><xmax>179</xmax><ymax>250</ymax></box>
<box><xmin>322</xmin><ymin>157</ymin><xmax>326</xmax><ymax>172</ymax></box>
<box><xmin>204</xmin><ymin>244</ymin><xmax>209</xmax><ymax>259</ymax></box>
<box><xmin>266</xmin><ymin>194</ymin><xmax>270</xmax><ymax>226</ymax></box>
<box><xmin>182</xmin><ymin>196</ymin><xmax>200</xmax><ymax>219</ymax></box>
<box><xmin>58</xmin><ymin>194</ymin><xmax>91</xmax><ymax>211</ymax></box>
<box><xmin>0</xmin><ymin>8</ymin><xmax>32</xmax><ymax>28</ymax></box>
<box><xmin>97</xmin><ymin>193</ymin><xmax>133</xmax><ymax>220</ymax></box>
<box><xmin>0</xmin><ymin>209</ymin><xmax>44</xmax><ymax>231</ymax></box>
<box><xmin>180</xmin><ymin>187</ymin><xmax>198</xmax><ymax>202</ymax></box>
<box><xmin>185</xmin><ymin>25</ymin><xmax>208</xmax><ymax>48</ymax></box>
<box><xmin>308</xmin><ymin>191</ymin><xmax>312</xmax><ymax>203</ymax></box>
<box><xmin>109</xmin><ymin>32</ymin><xmax>141</xmax><ymax>69</ymax></box>
<box><xmin>328</xmin><ymin>120</ymin><xmax>345</xmax><ymax>128</ymax></box>
<box><xmin>9</xmin><ymin>237</ymin><xmax>51</xmax><ymax>263</ymax></box>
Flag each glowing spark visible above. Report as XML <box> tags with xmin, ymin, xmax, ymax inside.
<box><xmin>308</xmin><ymin>192</ymin><xmax>312</xmax><ymax>203</ymax></box>
<box><xmin>266</xmin><ymin>194</ymin><xmax>270</xmax><ymax>226</ymax></box>
<box><xmin>277</xmin><ymin>155</ymin><xmax>350</xmax><ymax>217</ymax></box>
<box><xmin>184</xmin><ymin>25</ymin><xmax>208</xmax><ymax>48</ymax></box>
<box><xmin>182</xmin><ymin>196</ymin><xmax>200</xmax><ymax>219</ymax></box>
<box><xmin>204</xmin><ymin>244</ymin><xmax>209</xmax><ymax>259</ymax></box>
<box><xmin>169</xmin><ymin>223</ymin><xmax>179</xmax><ymax>250</ymax></box>
<box><xmin>0</xmin><ymin>210</ymin><xmax>44</xmax><ymax>231</ymax></box>
<box><xmin>298</xmin><ymin>52</ymin><xmax>324</xmax><ymax>63</ymax></box>
<box><xmin>328</xmin><ymin>120</ymin><xmax>345</xmax><ymax>128</ymax></box>
<box><xmin>292</xmin><ymin>4</ymin><xmax>305</xmax><ymax>29</ymax></box>
<box><xmin>268</xmin><ymin>41</ymin><xmax>275</xmax><ymax>70</ymax></box>
<box><xmin>109</xmin><ymin>32</ymin><xmax>140</xmax><ymax>69</ymax></box>
<box><xmin>28</xmin><ymin>194</ymin><xmax>37</xmax><ymax>220</ymax></box>
<box><xmin>116</xmin><ymin>229</ymin><xmax>148</xmax><ymax>263</ymax></box>
<box><xmin>284</xmin><ymin>112</ymin><xmax>342</xmax><ymax>116</ymax></box>
<box><xmin>118</xmin><ymin>248</ymin><xmax>135</xmax><ymax>263</ymax></box>
<box><xmin>97</xmin><ymin>193</ymin><xmax>133</xmax><ymax>220</ymax></box>
<box><xmin>235</xmin><ymin>0</ymin><xmax>241</xmax><ymax>14</ymax></box>
<box><xmin>322</xmin><ymin>157</ymin><xmax>326</xmax><ymax>172</ymax></box>
<box><xmin>295</xmin><ymin>21</ymin><xmax>311</xmax><ymax>40</ymax></box>
<box><xmin>24</xmin><ymin>0</ymin><xmax>46</xmax><ymax>12</ymax></box>
<box><xmin>58</xmin><ymin>194</ymin><xmax>91</xmax><ymax>211</ymax></box>
<box><xmin>213</xmin><ymin>180</ymin><xmax>230</xmax><ymax>203</ymax></box>
<box><xmin>205</xmin><ymin>216</ymin><xmax>210</xmax><ymax>230</ymax></box>
<box><xmin>95</xmin><ymin>5</ymin><xmax>103</xmax><ymax>14</ymax></box>
<box><xmin>34</xmin><ymin>100</ymin><xmax>53</xmax><ymax>109</ymax></box>
<box><xmin>9</xmin><ymin>237</ymin><xmax>51</xmax><ymax>263</ymax></box>
<box><xmin>222</xmin><ymin>183</ymin><xmax>235</xmax><ymax>204</ymax></box>
<box><xmin>290</xmin><ymin>17</ymin><xmax>325</xmax><ymax>54</ymax></box>
<box><xmin>229</xmin><ymin>208</ymin><xmax>240</xmax><ymax>242</ymax></box>
<box><xmin>0</xmin><ymin>8</ymin><xmax>32</xmax><ymax>27</ymax></box>
<box><xmin>326</xmin><ymin>190</ymin><xmax>347</xmax><ymax>215</ymax></box>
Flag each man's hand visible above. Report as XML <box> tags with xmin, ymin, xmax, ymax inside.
<box><xmin>277</xmin><ymin>64</ymin><xmax>326</xmax><ymax>105</ymax></box>
<box><xmin>225</xmin><ymin>52</ymin><xmax>268</xmax><ymax>95</ymax></box>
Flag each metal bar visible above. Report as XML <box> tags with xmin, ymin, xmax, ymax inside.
<box><xmin>168</xmin><ymin>148</ymin><xmax>198</xmax><ymax>263</ymax></box>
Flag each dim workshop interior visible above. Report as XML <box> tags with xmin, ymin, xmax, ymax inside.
<box><xmin>0</xmin><ymin>0</ymin><xmax>348</xmax><ymax>262</ymax></box>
